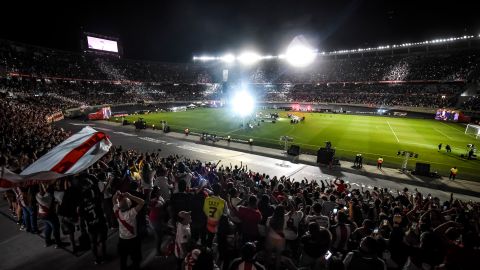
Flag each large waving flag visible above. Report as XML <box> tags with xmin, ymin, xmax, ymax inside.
<box><xmin>0</xmin><ymin>126</ymin><xmax>112</xmax><ymax>190</ymax></box>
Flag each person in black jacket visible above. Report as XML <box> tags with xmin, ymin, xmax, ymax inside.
<box><xmin>78</xmin><ymin>178</ymin><xmax>108</xmax><ymax>264</ymax></box>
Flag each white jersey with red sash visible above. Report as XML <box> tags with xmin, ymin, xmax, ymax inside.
<box><xmin>114</xmin><ymin>205</ymin><xmax>138</xmax><ymax>239</ymax></box>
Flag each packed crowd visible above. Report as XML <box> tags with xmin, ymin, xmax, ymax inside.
<box><xmin>2</xmin><ymin>39</ymin><xmax>479</xmax><ymax>110</ymax></box>
<box><xmin>1</xmin><ymin>69</ymin><xmax>480</xmax><ymax>267</ymax></box>
<box><xmin>1</xmin><ymin>95</ymin><xmax>479</xmax><ymax>270</ymax></box>
<box><xmin>282</xmin><ymin>83</ymin><xmax>463</xmax><ymax>108</ymax></box>
<box><xmin>4</xmin><ymin>146</ymin><xmax>480</xmax><ymax>270</ymax></box>
<box><xmin>461</xmin><ymin>96</ymin><xmax>480</xmax><ymax>111</ymax></box>
<box><xmin>0</xmin><ymin>77</ymin><xmax>220</xmax><ymax>108</ymax></box>
<box><xmin>1</xmin><ymin>76</ymin><xmax>471</xmax><ymax>110</ymax></box>
<box><xmin>0</xmin><ymin>39</ymin><xmax>213</xmax><ymax>84</ymax></box>
<box><xmin>2</xmin><ymin>39</ymin><xmax>480</xmax><ymax>84</ymax></box>
<box><xmin>0</xmin><ymin>94</ymin><xmax>71</xmax><ymax>167</ymax></box>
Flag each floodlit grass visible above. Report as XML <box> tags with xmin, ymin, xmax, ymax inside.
<box><xmin>116</xmin><ymin>108</ymin><xmax>480</xmax><ymax>180</ymax></box>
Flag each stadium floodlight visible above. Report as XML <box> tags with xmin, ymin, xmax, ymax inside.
<box><xmin>232</xmin><ymin>90</ymin><xmax>254</xmax><ymax>117</ymax></box>
<box><xmin>220</xmin><ymin>54</ymin><xmax>235</xmax><ymax>63</ymax></box>
<box><xmin>194</xmin><ymin>55</ymin><xmax>216</xmax><ymax>61</ymax></box>
<box><xmin>285</xmin><ymin>35</ymin><xmax>317</xmax><ymax>67</ymax></box>
<box><xmin>261</xmin><ymin>55</ymin><xmax>275</xmax><ymax>59</ymax></box>
<box><xmin>237</xmin><ymin>52</ymin><xmax>261</xmax><ymax>65</ymax></box>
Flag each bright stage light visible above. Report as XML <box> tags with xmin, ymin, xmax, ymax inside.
<box><xmin>237</xmin><ymin>52</ymin><xmax>261</xmax><ymax>65</ymax></box>
<box><xmin>284</xmin><ymin>35</ymin><xmax>317</xmax><ymax>67</ymax></box>
<box><xmin>232</xmin><ymin>90</ymin><xmax>254</xmax><ymax>117</ymax></box>
<box><xmin>221</xmin><ymin>54</ymin><xmax>235</xmax><ymax>63</ymax></box>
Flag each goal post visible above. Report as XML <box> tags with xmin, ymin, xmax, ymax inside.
<box><xmin>465</xmin><ymin>124</ymin><xmax>480</xmax><ymax>139</ymax></box>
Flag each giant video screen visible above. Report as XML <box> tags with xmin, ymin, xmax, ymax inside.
<box><xmin>435</xmin><ymin>109</ymin><xmax>459</xmax><ymax>121</ymax></box>
<box><xmin>86</xmin><ymin>36</ymin><xmax>118</xmax><ymax>53</ymax></box>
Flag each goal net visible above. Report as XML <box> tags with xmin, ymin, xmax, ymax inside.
<box><xmin>465</xmin><ymin>124</ymin><xmax>480</xmax><ymax>139</ymax></box>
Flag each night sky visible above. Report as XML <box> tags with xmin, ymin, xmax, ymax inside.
<box><xmin>1</xmin><ymin>0</ymin><xmax>478</xmax><ymax>62</ymax></box>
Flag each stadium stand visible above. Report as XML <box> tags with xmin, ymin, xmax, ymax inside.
<box><xmin>1</xmin><ymin>38</ymin><xmax>480</xmax><ymax>110</ymax></box>
<box><xmin>1</xmin><ymin>95</ymin><xmax>479</xmax><ymax>269</ymax></box>
<box><xmin>1</xmin><ymin>36</ymin><xmax>480</xmax><ymax>270</ymax></box>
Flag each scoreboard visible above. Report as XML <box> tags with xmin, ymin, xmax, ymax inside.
<box><xmin>82</xmin><ymin>32</ymin><xmax>122</xmax><ymax>57</ymax></box>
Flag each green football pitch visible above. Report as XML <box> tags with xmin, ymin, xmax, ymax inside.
<box><xmin>116</xmin><ymin>108</ymin><xmax>479</xmax><ymax>180</ymax></box>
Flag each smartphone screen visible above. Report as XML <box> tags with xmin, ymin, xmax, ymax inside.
<box><xmin>333</xmin><ymin>209</ymin><xmax>338</xmax><ymax>214</ymax></box>
<box><xmin>325</xmin><ymin>250</ymin><xmax>332</xmax><ymax>260</ymax></box>
<box><xmin>374</xmin><ymin>228</ymin><xmax>379</xmax><ymax>234</ymax></box>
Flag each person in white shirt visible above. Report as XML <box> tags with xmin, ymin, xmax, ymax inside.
<box><xmin>305</xmin><ymin>202</ymin><xmax>330</xmax><ymax>229</ymax></box>
<box><xmin>153</xmin><ymin>166</ymin><xmax>171</xmax><ymax>201</ymax></box>
<box><xmin>141</xmin><ymin>157</ymin><xmax>155</xmax><ymax>203</ymax></box>
<box><xmin>175</xmin><ymin>211</ymin><xmax>192</xmax><ymax>267</ymax></box>
<box><xmin>113</xmin><ymin>191</ymin><xmax>145</xmax><ymax>270</ymax></box>
<box><xmin>284</xmin><ymin>207</ymin><xmax>304</xmax><ymax>241</ymax></box>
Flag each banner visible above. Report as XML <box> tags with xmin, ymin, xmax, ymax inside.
<box><xmin>45</xmin><ymin>111</ymin><xmax>64</xmax><ymax>123</ymax></box>
<box><xmin>0</xmin><ymin>126</ymin><xmax>112</xmax><ymax>190</ymax></box>
<box><xmin>88</xmin><ymin>107</ymin><xmax>112</xmax><ymax>120</ymax></box>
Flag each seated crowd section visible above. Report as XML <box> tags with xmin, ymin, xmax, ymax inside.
<box><xmin>1</xmin><ymin>38</ymin><xmax>480</xmax><ymax>110</ymax></box>
<box><xmin>1</xmin><ymin>88</ymin><xmax>480</xmax><ymax>270</ymax></box>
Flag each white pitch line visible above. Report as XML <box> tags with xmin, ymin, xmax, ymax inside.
<box><xmin>225</xmin><ymin>127</ymin><xmax>245</xmax><ymax>134</ymax></box>
<box><xmin>387</xmin><ymin>121</ymin><xmax>400</xmax><ymax>143</ymax></box>
<box><xmin>434</xmin><ymin>128</ymin><xmax>453</xmax><ymax>140</ymax></box>
<box><xmin>439</xmin><ymin>122</ymin><xmax>463</xmax><ymax>133</ymax></box>
<box><xmin>439</xmin><ymin>122</ymin><xmax>476</xmax><ymax>138</ymax></box>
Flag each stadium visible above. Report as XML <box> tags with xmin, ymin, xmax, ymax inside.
<box><xmin>1</xmin><ymin>1</ymin><xmax>480</xmax><ymax>270</ymax></box>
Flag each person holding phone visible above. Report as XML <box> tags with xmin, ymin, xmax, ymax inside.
<box><xmin>300</xmin><ymin>222</ymin><xmax>332</xmax><ymax>267</ymax></box>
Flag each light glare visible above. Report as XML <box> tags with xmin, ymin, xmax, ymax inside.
<box><xmin>238</xmin><ymin>52</ymin><xmax>261</xmax><ymax>65</ymax></box>
<box><xmin>221</xmin><ymin>54</ymin><xmax>235</xmax><ymax>63</ymax></box>
<box><xmin>232</xmin><ymin>91</ymin><xmax>254</xmax><ymax>117</ymax></box>
<box><xmin>285</xmin><ymin>36</ymin><xmax>317</xmax><ymax>67</ymax></box>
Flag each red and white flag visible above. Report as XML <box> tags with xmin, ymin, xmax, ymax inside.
<box><xmin>0</xmin><ymin>126</ymin><xmax>112</xmax><ymax>190</ymax></box>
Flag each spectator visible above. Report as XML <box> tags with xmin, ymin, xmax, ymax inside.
<box><xmin>175</xmin><ymin>211</ymin><xmax>192</xmax><ymax>267</ymax></box>
<box><xmin>113</xmin><ymin>191</ymin><xmax>145</xmax><ymax>270</ymax></box>
<box><xmin>36</xmin><ymin>183</ymin><xmax>69</xmax><ymax>248</ymax></box>
<box><xmin>305</xmin><ymin>202</ymin><xmax>330</xmax><ymax>228</ymax></box>
<box><xmin>230</xmin><ymin>195</ymin><xmax>262</xmax><ymax>242</ymax></box>
<box><xmin>300</xmin><ymin>222</ymin><xmax>332</xmax><ymax>267</ymax></box>
<box><xmin>203</xmin><ymin>183</ymin><xmax>228</xmax><ymax>247</ymax></box>
<box><xmin>148</xmin><ymin>187</ymin><xmax>168</xmax><ymax>256</ymax></box>
<box><xmin>266</xmin><ymin>205</ymin><xmax>286</xmax><ymax>269</ymax></box>
<box><xmin>343</xmin><ymin>236</ymin><xmax>386</xmax><ymax>270</ymax></box>
<box><xmin>331</xmin><ymin>211</ymin><xmax>354</xmax><ymax>253</ymax></box>
<box><xmin>78</xmin><ymin>177</ymin><xmax>109</xmax><ymax>264</ymax></box>
<box><xmin>229</xmin><ymin>242</ymin><xmax>265</xmax><ymax>270</ymax></box>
